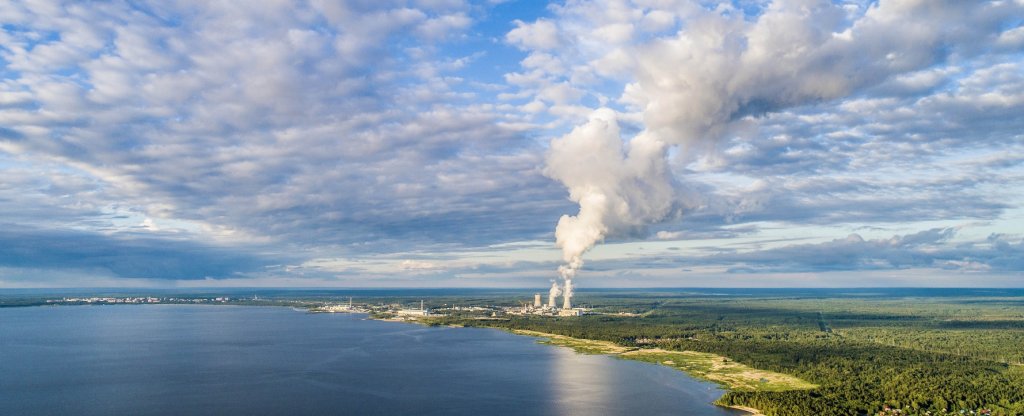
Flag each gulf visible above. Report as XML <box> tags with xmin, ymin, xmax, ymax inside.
<box><xmin>0</xmin><ymin>305</ymin><xmax>745</xmax><ymax>416</ymax></box>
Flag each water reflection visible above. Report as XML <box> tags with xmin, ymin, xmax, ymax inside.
<box><xmin>1</xmin><ymin>306</ymin><xmax>744</xmax><ymax>416</ymax></box>
<box><xmin>545</xmin><ymin>340</ymin><xmax>747</xmax><ymax>416</ymax></box>
<box><xmin>550</xmin><ymin>347</ymin><xmax>617</xmax><ymax>415</ymax></box>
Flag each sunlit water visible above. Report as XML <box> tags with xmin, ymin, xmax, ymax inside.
<box><xmin>0</xmin><ymin>305</ymin><xmax>745</xmax><ymax>415</ymax></box>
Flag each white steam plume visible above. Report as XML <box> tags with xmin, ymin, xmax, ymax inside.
<box><xmin>545</xmin><ymin>109</ymin><xmax>678</xmax><ymax>280</ymax></box>
<box><xmin>547</xmin><ymin>280</ymin><xmax>562</xmax><ymax>308</ymax></box>
<box><xmin>541</xmin><ymin>0</ymin><xmax>1022</xmax><ymax>282</ymax></box>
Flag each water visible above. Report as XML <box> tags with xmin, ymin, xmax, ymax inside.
<box><xmin>0</xmin><ymin>305</ymin><xmax>744</xmax><ymax>416</ymax></box>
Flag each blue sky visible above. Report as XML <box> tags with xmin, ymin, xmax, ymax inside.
<box><xmin>0</xmin><ymin>0</ymin><xmax>1022</xmax><ymax>288</ymax></box>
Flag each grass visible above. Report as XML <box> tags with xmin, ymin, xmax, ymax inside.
<box><xmin>510</xmin><ymin>329</ymin><xmax>816</xmax><ymax>392</ymax></box>
<box><xmin>509</xmin><ymin>329</ymin><xmax>634</xmax><ymax>354</ymax></box>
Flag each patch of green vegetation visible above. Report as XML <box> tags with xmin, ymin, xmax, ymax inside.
<box><xmin>510</xmin><ymin>329</ymin><xmax>633</xmax><ymax>354</ymax></box>
<box><xmin>512</xmin><ymin>328</ymin><xmax>815</xmax><ymax>393</ymax></box>
<box><xmin>428</xmin><ymin>289</ymin><xmax>1024</xmax><ymax>416</ymax></box>
<box><xmin>624</xmin><ymin>349</ymin><xmax>817</xmax><ymax>392</ymax></box>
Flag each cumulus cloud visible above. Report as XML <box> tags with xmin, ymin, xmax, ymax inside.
<box><xmin>512</xmin><ymin>0</ymin><xmax>1024</xmax><ymax>285</ymax></box>
<box><xmin>507</xmin><ymin>19</ymin><xmax>562</xmax><ymax>50</ymax></box>
<box><xmin>2</xmin><ymin>0</ymin><xmax>1023</xmax><ymax>286</ymax></box>
<box><xmin>0</xmin><ymin>1</ymin><xmax>566</xmax><ymax>252</ymax></box>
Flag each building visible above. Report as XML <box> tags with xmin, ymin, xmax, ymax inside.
<box><xmin>397</xmin><ymin>300</ymin><xmax>430</xmax><ymax>316</ymax></box>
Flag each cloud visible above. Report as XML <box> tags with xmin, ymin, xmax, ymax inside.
<box><xmin>0</xmin><ymin>0</ymin><xmax>569</xmax><ymax>252</ymax></box>
<box><xmin>0</xmin><ymin>226</ymin><xmax>279</xmax><ymax>280</ymax></box>
<box><xmin>1</xmin><ymin>0</ymin><xmax>1023</xmax><ymax>287</ymax></box>
<box><xmin>506</xmin><ymin>19</ymin><xmax>561</xmax><ymax>50</ymax></box>
<box><xmin>704</xmin><ymin>228</ymin><xmax>1024</xmax><ymax>274</ymax></box>
<box><xmin>500</xmin><ymin>0</ymin><xmax>1024</xmax><ymax>287</ymax></box>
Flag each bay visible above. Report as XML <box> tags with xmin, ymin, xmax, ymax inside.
<box><xmin>0</xmin><ymin>305</ymin><xmax>744</xmax><ymax>416</ymax></box>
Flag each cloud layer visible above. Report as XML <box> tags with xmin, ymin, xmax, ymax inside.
<box><xmin>1</xmin><ymin>0</ymin><xmax>1022</xmax><ymax>287</ymax></box>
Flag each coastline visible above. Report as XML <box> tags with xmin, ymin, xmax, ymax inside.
<box><xmin>724</xmin><ymin>405</ymin><xmax>765</xmax><ymax>415</ymax></box>
<box><xmin>14</xmin><ymin>303</ymin><xmax>767</xmax><ymax>414</ymax></box>
<box><xmin>500</xmin><ymin>328</ymin><xmax>770</xmax><ymax>416</ymax></box>
<box><xmin>358</xmin><ymin>315</ymin><xmax>773</xmax><ymax>415</ymax></box>
<box><xmin>13</xmin><ymin>303</ymin><xmax>774</xmax><ymax>414</ymax></box>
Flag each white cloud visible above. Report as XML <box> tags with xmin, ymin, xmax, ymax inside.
<box><xmin>2</xmin><ymin>0</ymin><xmax>1023</xmax><ymax>287</ymax></box>
<box><xmin>506</xmin><ymin>19</ymin><xmax>561</xmax><ymax>50</ymax></box>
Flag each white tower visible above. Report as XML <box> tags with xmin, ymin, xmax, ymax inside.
<box><xmin>562</xmin><ymin>279</ymin><xmax>572</xmax><ymax>309</ymax></box>
<box><xmin>534</xmin><ymin>293</ymin><xmax>542</xmax><ymax>308</ymax></box>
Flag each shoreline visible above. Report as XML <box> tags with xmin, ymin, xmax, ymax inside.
<box><xmin>351</xmin><ymin>316</ymin><xmax>772</xmax><ymax>415</ymax></box>
<box><xmin>8</xmin><ymin>303</ymin><xmax>770</xmax><ymax>414</ymax></box>
<box><xmin>499</xmin><ymin>328</ymin><xmax>767</xmax><ymax>416</ymax></box>
<box><xmin>724</xmin><ymin>405</ymin><xmax>765</xmax><ymax>415</ymax></box>
<box><xmin>336</xmin><ymin>313</ymin><xmax>778</xmax><ymax>415</ymax></box>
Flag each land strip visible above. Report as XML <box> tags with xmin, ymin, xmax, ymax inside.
<box><xmin>509</xmin><ymin>329</ymin><xmax>816</xmax><ymax>393</ymax></box>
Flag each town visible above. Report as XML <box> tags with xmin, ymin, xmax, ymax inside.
<box><xmin>46</xmin><ymin>296</ymin><xmax>232</xmax><ymax>304</ymax></box>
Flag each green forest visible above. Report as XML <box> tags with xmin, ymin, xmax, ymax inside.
<box><xmin>425</xmin><ymin>290</ymin><xmax>1024</xmax><ymax>416</ymax></box>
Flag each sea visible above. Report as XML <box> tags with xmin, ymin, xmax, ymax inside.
<box><xmin>0</xmin><ymin>304</ymin><xmax>744</xmax><ymax>416</ymax></box>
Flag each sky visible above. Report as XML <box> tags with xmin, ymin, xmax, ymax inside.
<box><xmin>0</xmin><ymin>0</ymin><xmax>1022</xmax><ymax>289</ymax></box>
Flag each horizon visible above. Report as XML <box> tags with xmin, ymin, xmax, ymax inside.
<box><xmin>4</xmin><ymin>286</ymin><xmax>1023</xmax><ymax>292</ymax></box>
<box><xmin>2</xmin><ymin>0</ymin><xmax>1022</xmax><ymax>289</ymax></box>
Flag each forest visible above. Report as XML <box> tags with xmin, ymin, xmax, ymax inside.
<box><xmin>424</xmin><ymin>289</ymin><xmax>1024</xmax><ymax>416</ymax></box>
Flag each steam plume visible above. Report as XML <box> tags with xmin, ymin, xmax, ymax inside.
<box><xmin>545</xmin><ymin>109</ymin><xmax>677</xmax><ymax>281</ymax></box>
<box><xmin>542</xmin><ymin>0</ymin><xmax>1021</xmax><ymax>286</ymax></box>
<box><xmin>547</xmin><ymin>281</ymin><xmax>562</xmax><ymax>308</ymax></box>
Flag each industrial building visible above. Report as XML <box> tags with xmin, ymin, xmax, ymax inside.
<box><xmin>508</xmin><ymin>281</ymin><xmax>583</xmax><ymax>317</ymax></box>
<box><xmin>397</xmin><ymin>300</ymin><xmax>431</xmax><ymax>316</ymax></box>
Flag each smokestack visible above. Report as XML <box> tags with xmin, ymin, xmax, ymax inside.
<box><xmin>534</xmin><ymin>293</ymin><xmax>542</xmax><ymax>308</ymax></box>
<box><xmin>548</xmin><ymin>281</ymin><xmax>561</xmax><ymax>308</ymax></box>
<box><xmin>562</xmin><ymin>279</ymin><xmax>573</xmax><ymax>310</ymax></box>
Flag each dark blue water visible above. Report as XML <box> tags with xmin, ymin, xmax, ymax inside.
<box><xmin>0</xmin><ymin>305</ymin><xmax>743</xmax><ymax>416</ymax></box>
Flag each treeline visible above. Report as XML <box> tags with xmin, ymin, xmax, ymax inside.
<box><xmin>679</xmin><ymin>338</ymin><xmax>1024</xmax><ymax>416</ymax></box>
<box><xmin>433</xmin><ymin>294</ymin><xmax>1024</xmax><ymax>415</ymax></box>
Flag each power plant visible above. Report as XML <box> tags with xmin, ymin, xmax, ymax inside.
<box><xmin>548</xmin><ymin>281</ymin><xmax>560</xmax><ymax>308</ymax></box>
<box><xmin>514</xmin><ymin>280</ymin><xmax>581</xmax><ymax>317</ymax></box>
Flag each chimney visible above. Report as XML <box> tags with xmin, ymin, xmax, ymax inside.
<box><xmin>562</xmin><ymin>279</ymin><xmax>572</xmax><ymax>310</ymax></box>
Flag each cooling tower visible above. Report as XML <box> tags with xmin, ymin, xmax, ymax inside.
<box><xmin>534</xmin><ymin>293</ymin><xmax>542</xmax><ymax>308</ymax></box>
<box><xmin>562</xmin><ymin>279</ymin><xmax>572</xmax><ymax>309</ymax></box>
<box><xmin>548</xmin><ymin>281</ymin><xmax>560</xmax><ymax>308</ymax></box>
